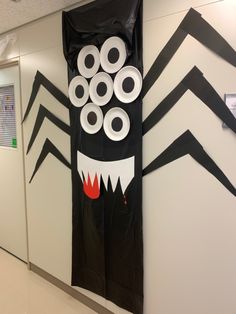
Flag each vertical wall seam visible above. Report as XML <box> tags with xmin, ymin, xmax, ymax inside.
<box><xmin>18</xmin><ymin>57</ymin><xmax>30</xmax><ymax>268</ymax></box>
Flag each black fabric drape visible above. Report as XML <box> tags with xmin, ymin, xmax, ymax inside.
<box><xmin>62</xmin><ymin>1</ymin><xmax>143</xmax><ymax>313</ymax></box>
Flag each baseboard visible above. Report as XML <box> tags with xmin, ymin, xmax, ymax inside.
<box><xmin>30</xmin><ymin>263</ymin><xmax>113</xmax><ymax>314</ymax></box>
<box><xmin>0</xmin><ymin>246</ymin><xmax>27</xmax><ymax>264</ymax></box>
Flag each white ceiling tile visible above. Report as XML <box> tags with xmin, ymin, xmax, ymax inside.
<box><xmin>0</xmin><ymin>0</ymin><xmax>86</xmax><ymax>34</ymax></box>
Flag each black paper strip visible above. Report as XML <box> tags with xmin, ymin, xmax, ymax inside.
<box><xmin>27</xmin><ymin>104</ymin><xmax>71</xmax><ymax>154</ymax></box>
<box><xmin>23</xmin><ymin>71</ymin><xmax>70</xmax><ymax>122</ymax></box>
<box><xmin>183</xmin><ymin>8</ymin><xmax>236</xmax><ymax>67</ymax></box>
<box><xmin>187</xmin><ymin>69</ymin><xmax>236</xmax><ymax>132</ymax></box>
<box><xmin>29</xmin><ymin>138</ymin><xmax>71</xmax><ymax>183</ymax></box>
<box><xmin>141</xmin><ymin>28</ymin><xmax>187</xmax><ymax>98</ymax></box>
<box><xmin>142</xmin><ymin>8</ymin><xmax>236</xmax><ymax>98</ymax></box>
<box><xmin>142</xmin><ymin>66</ymin><xmax>236</xmax><ymax>135</ymax></box>
<box><xmin>143</xmin><ymin>130</ymin><xmax>236</xmax><ymax>196</ymax></box>
<box><xmin>142</xmin><ymin>78</ymin><xmax>187</xmax><ymax>135</ymax></box>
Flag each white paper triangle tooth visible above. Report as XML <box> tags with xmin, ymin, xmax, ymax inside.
<box><xmin>82</xmin><ymin>169</ymin><xmax>89</xmax><ymax>184</ymax></box>
<box><xmin>110</xmin><ymin>173</ymin><xmax>119</xmax><ymax>192</ymax></box>
<box><xmin>77</xmin><ymin>151</ymin><xmax>134</xmax><ymax>194</ymax></box>
<box><xmin>101</xmin><ymin>172</ymin><xmax>109</xmax><ymax>190</ymax></box>
<box><xmin>119</xmin><ymin>172</ymin><xmax>134</xmax><ymax>194</ymax></box>
<box><xmin>86</xmin><ymin>170</ymin><xmax>97</xmax><ymax>186</ymax></box>
<box><xmin>79</xmin><ymin>156</ymin><xmax>101</xmax><ymax>188</ymax></box>
<box><xmin>78</xmin><ymin>167</ymin><xmax>83</xmax><ymax>182</ymax></box>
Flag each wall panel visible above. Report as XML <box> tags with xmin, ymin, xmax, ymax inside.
<box><xmin>143</xmin><ymin>1</ymin><xmax>236</xmax><ymax>313</ymax></box>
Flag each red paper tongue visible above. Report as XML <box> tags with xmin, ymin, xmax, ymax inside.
<box><xmin>83</xmin><ymin>174</ymin><xmax>100</xmax><ymax>199</ymax></box>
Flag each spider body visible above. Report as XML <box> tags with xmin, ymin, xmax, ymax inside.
<box><xmin>23</xmin><ymin>4</ymin><xmax>236</xmax><ymax>314</ymax></box>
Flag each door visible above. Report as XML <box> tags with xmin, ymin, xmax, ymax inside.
<box><xmin>0</xmin><ymin>64</ymin><xmax>27</xmax><ymax>261</ymax></box>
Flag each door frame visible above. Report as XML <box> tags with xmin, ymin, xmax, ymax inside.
<box><xmin>0</xmin><ymin>58</ymin><xmax>29</xmax><ymax>266</ymax></box>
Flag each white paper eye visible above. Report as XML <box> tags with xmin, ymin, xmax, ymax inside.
<box><xmin>103</xmin><ymin>107</ymin><xmax>130</xmax><ymax>141</ymax></box>
<box><xmin>100</xmin><ymin>37</ymin><xmax>127</xmax><ymax>74</ymax></box>
<box><xmin>69</xmin><ymin>76</ymin><xmax>89</xmax><ymax>107</ymax></box>
<box><xmin>89</xmin><ymin>72</ymin><xmax>113</xmax><ymax>106</ymax></box>
<box><xmin>80</xmin><ymin>103</ymin><xmax>103</xmax><ymax>134</ymax></box>
<box><xmin>114</xmin><ymin>66</ymin><xmax>142</xmax><ymax>103</ymax></box>
<box><xmin>77</xmin><ymin>45</ymin><xmax>100</xmax><ymax>78</ymax></box>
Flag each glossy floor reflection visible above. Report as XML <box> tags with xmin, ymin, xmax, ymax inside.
<box><xmin>0</xmin><ymin>249</ymin><xmax>96</xmax><ymax>314</ymax></box>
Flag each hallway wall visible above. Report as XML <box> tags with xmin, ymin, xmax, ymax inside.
<box><xmin>143</xmin><ymin>1</ymin><xmax>236</xmax><ymax>314</ymax></box>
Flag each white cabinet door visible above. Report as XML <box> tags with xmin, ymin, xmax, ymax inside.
<box><xmin>0</xmin><ymin>65</ymin><xmax>27</xmax><ymax>262</ymax></box>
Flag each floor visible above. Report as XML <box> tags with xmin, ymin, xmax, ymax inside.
<box><xmin>0</xmin><ymin>249</ymin><xmax>96</xmax><ymax>314</ymax></box>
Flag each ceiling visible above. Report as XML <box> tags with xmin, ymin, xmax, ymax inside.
<box><xmin>0</xmin><ymin>0</ymin><xmax>86</xmax><ymax>34</ymax></box>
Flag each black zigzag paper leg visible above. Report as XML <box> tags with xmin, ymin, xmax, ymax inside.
<box><xmin>183</xmin><ymin>8</ymin><xmax>236</xmax><ymax>67</ymax></box>
<box><xmin>23</xmin><ymin>71</ymin><xmax>70</xmax><ymax>122</ymax></box>
<box><xmin>141</xmin><ymin>27</ymin><xmax>187</xmax><ymax>98</ymax></box>
<box><xmin>186</xmin><ymin>69</ymin><xmax>236</xmax><ymax>132</ymax></box>
<box><xmin>29</xmin><ymin>138</ymin><xmax>71</xmax><ymax>183</ymax></box>
<box><xmin>142</xmin><ymin>8</ymin><xmax>236</xmax><ymax>98</ymax></box>
<box><xmin>143</xmin><ymin>130</ymin><xmax>236</xmax><ymax>196</ymax></box>
<box><xmin>27</xmin><ymin>104</ymin><xmax>71</xmax><ymax>154</ymax></box>
<box><xmin>142</xmin><ymin>66</ymin><xmax>236</xmax><ymax>135</ymax></box>
<box><xmin>142</xmin><ymin>76</ymin><xmax>189</xmax><ymax>135</ymax></box>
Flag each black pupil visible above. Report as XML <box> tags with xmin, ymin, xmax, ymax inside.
<box><xmin>122</xmin><ymin>77</ymin><xmax>135</xmax><ymax>93</ymax></box>
<box><xmin>87</xmin><ymin>111</ymin><xmax>97</xmax><ymax>125</ymax></box>
<box><xmin>108</xmin><ymin>48</ymin><xmax>120</xmax><ymax>64</ymax></box>
<box><xmin>112</xmin><ymin>117</ymin><xmax>123</xmax><ymax>132</ymax></box>
<box><xmin>75</xmin><ymin>85</ymin><xmax>84</xmax><ymax>99</ymax></box>
<box><xmin>96</xmin><ymin>82</ymin><xmax>107</xmax><ymax>97</ymax></box>
<box><xmin>85</xmin><ymin>54</ymin><xmax>95</xmax><ymax>69</ymax></box>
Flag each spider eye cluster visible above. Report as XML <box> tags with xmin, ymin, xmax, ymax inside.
<box><xmin>68</xmin><ymin>36</ymin><xmax>142</xmax><ymax>141</ymax></box>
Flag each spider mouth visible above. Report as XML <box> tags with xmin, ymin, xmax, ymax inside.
<box><xmin>77</xmin><ymin>151</ymin><xmax>135</xmax><ymax>199</ymax></box>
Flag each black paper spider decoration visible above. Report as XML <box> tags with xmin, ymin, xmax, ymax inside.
<box><xmin>23</xmin><ymin>4</ymin><xmax>236</xmax><ymax>314</ymax></box>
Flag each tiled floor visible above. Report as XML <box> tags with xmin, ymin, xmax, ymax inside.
<box><xmin>0</xmin><ymin>249</ymin><xmax>96</xmax><ymax>314</ymax></box>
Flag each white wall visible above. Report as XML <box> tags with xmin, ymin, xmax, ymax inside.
<box><xmin>1</xmin><ymin>0</ymin><xmax>235</xmax><ymax>313</ymax></box>
<box><xmin>143</xmin><ymin>1</ymin><xmax>236</xmax><ymax>314</ymax></box>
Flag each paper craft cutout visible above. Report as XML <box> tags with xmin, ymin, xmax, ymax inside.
<box><xmin>143</xmin><ymin>130</ymin><xmax>236</xmax><ymax>196</ymax></box>
<box><xmin>77</xmin><ymin>150</ymin><xmax>134</xmax><ymax>196</ymax></box>
<box><xmin>23</xmin><ymin>71</ymin><xmax>70</xmax><ymax>122</ymax></box>
<box><xmin>29</xmin><ymin>138</ymin><xmax>71</xmax><ymax>183</ymax></box>
<box><xmin>24</xmin><ymin>5</ymin><xmax>236</xmax><ymax>314</ymax></box>
<box><xmin>63</xmin><ymin>2</ymin><xmax>144</xmax><ymax>313</ymax></box>
<box><xmin>142</xmin><ymin>8</ymin><xmax>236</xmax><ymax>98</ymax></box>
<box><xmin>143</xmin><ymin>66</ymin><xmax>236</xmax><ymax>135</ymax></box>
<box><xmin>27</xmin><ymin>104</ymin><xmax>71</xmax><ymax>154</ymax></box>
